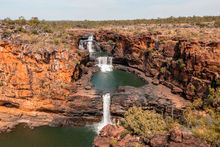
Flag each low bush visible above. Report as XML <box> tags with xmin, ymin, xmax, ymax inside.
<box><xmin>124</xmin><ymin>107</ymin><xmax>167</xmax><ymax>139</ymax></box>
<box><xmin>183</xmin><ymin>87</ymin><xmax>220</xmax><ymax>145</ymax></box>
<box><xmin>205</xmin><ymin>87</ymin><xmax>220</xmax><ymax>110</ymax></box>
<box><xmin>120</xmin><ymin>129</ymin><xmax>130</xmax><ymax>139</ymax></box>
<box><xmin>183</xmin><ymin>107</ymin><xmax>220</xmax><ymax>145</ymax></box>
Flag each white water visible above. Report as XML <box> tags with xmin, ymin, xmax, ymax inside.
<box><xmin>87</xmin><ymin>35</ymin><xmax>95</xmax><ymax>53</ymax></box>
<box><xmin>78</xmin><ymin>40</ymin><xmax>84</xmax><ymax>50</ymax></box>
<box><xmin>78</xmin><ymin>35</ymin><xmax>95</xmax><ymax>53</ymax></box>
<box><xmin>96</xmin><ymin>93</ymin><xmax>112</xmax><ymax>133</ymax></box>
<box><xmin>97</xmin><ymin>57</ymin><xmax>113</xmax><ymax>72</ymax></box>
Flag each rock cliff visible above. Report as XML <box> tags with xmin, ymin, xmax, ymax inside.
<box><xmin>0</xmin><ymin>41</ymin><xmax>102</xmax><ymax>132</ymax></box>
<box><xmin>95</xmin><ymin>30</ymin><xmax>220</xmax><ymax>100</ymax></box>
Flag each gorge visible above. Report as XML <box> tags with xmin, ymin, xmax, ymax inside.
<box><xmin>0</xmin><ymin>19</ymin><xmax>219</xmax><ymax>146</ymax></box>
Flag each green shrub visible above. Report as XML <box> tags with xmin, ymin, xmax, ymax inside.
<box><xmin>165</xmin><ymin>116</ymin><xmax>181</xmax><ymax>129</ymax></box>
<box><xmin>160</xmin><ymin>67</ymin><xmax>166</xmax><ymax>73</ymax></box>
<box><xmin>110</xmin><ymin>138</ymin><xmax>118</xmax><ymax>146</ymax></box>
<box><xmin>31</xmin><ymin>29</ymin><xmax>38</xmax><ymax>35</ymax></box>
<box><xmin>15</xmin><ymin>16</ymin><xmax>27</xmax><ymax>25</ymax></box>
<box><xmin>191</xmin><ymin>98</ymin><xmax>203</xmax><ymax>109</ymax></box>
<box><xmin>124</xmin><ymin>107</ymin><xmax>167</xmax><ymax>139</ymax></box>
<box><xmin>2</xmin><ymin>17</ymin><xmax>14</xmax><ymax>25</ymax></box>
<box><xmin>120</xmin><ymin>129</ymin><xmax>130</xmax><ymax>139</ymax></box>
<box><xmin>214</xmin><ymin>21</ymin><xmax>220</xmax><ymax>28</ymax></box>
<box><xmin>205</xmin><ymin>87</ymin><xmax>220</xmax><ymax>109</ymax></box>
<box><xmin>184</xmin><ymin>107</ymin><xmax>220</xmax><ymax>145</ymax></box>
<box><xmin>2</xmin><ymin>30</ymin><xmax>12</xmax><ymax>38</ymax></box>
<box><xmin>53</xmin><ymin>38</ymin><xmax>60</xmax><ymax>45</ymax></box>
<box><xmin>177</xmin><ymin>59</ymin><xmax>186</xmax><ymax>70</ymax></box>
<box><xmin>16</xmin><ymin>26</ymin><xmax>26</xmax><ymax>33</ymax></box>
<box><xmin>42</xmin><ymin>24</ymin><xmax>53</xmax><ymax>33</ymax></box>
<box><xmin>29</xmin><ymin>17</ymin><xmax>40</xmax><ymax>26</ymax></box>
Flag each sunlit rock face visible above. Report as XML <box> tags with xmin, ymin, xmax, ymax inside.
<box><xmin>0</xmin><ymin>42</ymin><xmax>79</xmax><ymax>100</ymax></box>
<box><xmin>0</xmin><ymin>41</ymin><xmax>102</xmax><ymax>131</ymax></box>
<box><xmin>0</xmin><ymin>27</ymin><xmax>219</xmax><ymax>133</ymax></box>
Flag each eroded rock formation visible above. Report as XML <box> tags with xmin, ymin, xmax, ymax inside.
<box><xmin>0</xmin><ymin>27</ymin><xmax>219</xmax><ymax>136</ymax></box>
<box><xmin>94</xmin><ymin>124</ymin><xmax>210</xmax><ymax>147</ymax></box>
<box><xmin>95</xmin><ymin>30</ymin><xmax>220</xmax><ymax>100</ymax></box>
<box><xmin>0</xmin><ymin>41</ymin><xmax>102</xmax><ymax>132</ymax></box>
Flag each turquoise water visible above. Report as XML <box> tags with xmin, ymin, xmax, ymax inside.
<box><xmin>91</xmin><ymin>70</ymin><xmax>145</xmax><ymax>92</ymax></box>
<box><xmin>0</xmin><ymin>125</ymin><xmax>96</xmax><ymax>147</ymax></box>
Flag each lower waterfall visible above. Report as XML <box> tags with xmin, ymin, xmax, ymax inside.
<box><xmin>96</xmin><ymin>93</ymin><xmax>112</xmax><ymax>133</ymax></box>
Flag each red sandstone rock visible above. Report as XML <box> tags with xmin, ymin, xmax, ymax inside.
<box><xmin>150</xmin><ymin>134</ymin><xmax>168</xmax><ymax>147</ymax></box>
<box><xmin>170</xmin><ymin>128</ymin><xmax>183</xmax><ymax>143</ymax></box>
<box><xmin>94</xmin><ymin>125</ymin><xmax>211</xmax><ymax>147</ymax></box>
<box><xmin>100</xmin><ymin>124</ymin><xmax>125</xmax><ymax>139</ymax></box>
<box><xmin>95</xmin><ymin>30</ymin><xmax>220</xmax><ymax>100</ymax></box>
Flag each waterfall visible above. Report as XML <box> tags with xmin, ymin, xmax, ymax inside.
<box><xmin>78</xmin><ymin>40</ymin><xmax>84</xmax><ymax>50</ymax></box>
<box><xmin>87</xmin><ymin>35</ymin><xmax>95</xmax><ymax>53</ymax></box>
<box><xmin>78</xmin><ymin>35</ymin><xmax>95</xmax><ymax>53</ymax></box>
<box><xmin>97</xmin><ymin>57</ymin><xmax>113</xmax><ymax>72</ymax></box>
<box><xmin>96</xmin><ymin>93</ymin><xmax>112</xmax><ymax>133</ymax></box>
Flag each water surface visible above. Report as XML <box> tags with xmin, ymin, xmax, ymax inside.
<box><xmin>91</xmin><ymin>70</ymin><xmax>145</xmax><ymax>92</ymax></box>
<box><xmin>0</xmin><ymin>125</ymin><xmax>96</xmax><ymax>147</ymax></box>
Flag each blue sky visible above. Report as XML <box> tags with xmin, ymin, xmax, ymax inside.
<box><xmin>0</xmin><ymin>0</ymin><xmax>219</xmax><ymax>20</ymax></box>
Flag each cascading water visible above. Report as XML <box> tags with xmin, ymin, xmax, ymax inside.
<box><xmin>96</xmin><ymin>93</ymin><xmax>112</xmax><ymax>132</ymax></box>
<box><xmin>78</xmin><ymin>35</ymin><xmax>95</xmax><ymax>53</ymax></box>
<box><xmin>78</xmin><ymin>35</ymin><xmax>113</xmax><ymax>133</ymax></box>
<box><xmin>78</xmin><ymin>40</ymin><xmax>84</xmax><ymax>50</ymax></box>
<box><xmin>87</xmin><ymin>35</ymin><xmax>95</xmax><ymax>53</ymax></box>
<box><xmin>97</xmin><ymin>57</ymin><xmax>113</xmax><ymax>72</ymax></box>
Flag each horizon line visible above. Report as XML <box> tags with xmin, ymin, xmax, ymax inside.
<box><xmin>1</xmin><ymin>14</ymin><xmax>220</xmax><ymax>21</ymax></box>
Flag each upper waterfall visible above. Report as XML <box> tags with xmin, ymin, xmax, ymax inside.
<box><xmin>78</xmin><ymin>35</ymin><xmax>95</xmax><ymax>53</ymax></box>
<box><xmin>87</xmin><ymin>35</ymin><xmax>95</xmax><ymax>53</ymax></box>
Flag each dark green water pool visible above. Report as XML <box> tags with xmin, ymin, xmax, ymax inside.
<box><xmin>0</xmin><ymin>125</ymin><xmax>96</xmax><ymax>147</ymax></box>
<box><xmin>91</xmin><ymin>70</ymin><xmax>145</xmax><ymax>92</ymax></box>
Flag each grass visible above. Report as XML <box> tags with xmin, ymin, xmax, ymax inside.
<box><xmin>183</xmin><ymin>87</ymin><xmax>220</xmax><ymax>145</ymax></box>
<box><xmin>1</xmin><ymin>16</ymin><xmax>220</xmax><ymax>31</ymax></box>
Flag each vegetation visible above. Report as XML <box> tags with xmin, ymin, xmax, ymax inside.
<box><xmin>122</xmin><ymin>87</ymin><xmax>220</xmax><ymax>145</ymax></box>
<box><xmin>184</xmin><ymin>107</ymin><xmax>220</xmax><ymax>145</ymax></box>
<box><xmin>1</xmin><ymin>16</ymin><xmax>220</xmax><ymax>31</ymax></box>
<box><xmin>160</xmin><ymin>67</ymin><xmax>166</xmax><ymax>74</ymax></box>
<box><xmin>177</xmin><ymin>59</ymin><xmax>186</xmax><ymax>70</ymax></box>
<box><xmin>120</xmin><ymin>129</ymin><xmax>130</xmax><ymax>139</ymax></box>
<box><xmin>205</xmin><ymin>87</ymin><xmax>220</xmax><ymax>110</ymax></box>
<box><xmin>124</xmin><ymin>107</ymin><xmax>167</xmax><ymax>139</ymax></box>
<box><xmin>183</xmin><ymin>87</ymin><xmax>220</xmax><ymax>145</ymax></box>
<box><xmin>110</xmin><ymin>138</ymin><xmax>118</xmax><ymax>146</ymax></box>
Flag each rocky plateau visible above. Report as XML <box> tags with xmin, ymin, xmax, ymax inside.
<box><xmin>0</xmin><ymin>23</ymin><xmax>219</xmax><ymax>147</ymax></box>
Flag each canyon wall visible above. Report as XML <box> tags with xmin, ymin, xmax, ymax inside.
<box><xmin>0</xmin><ymin>28</ymin><xmax>219</xmax><ymax>131</ymax></box>
<box><xmin>96</xmin><ymin>30</ymin><xmax>220</xmax><ymax>100</ymax></box>
<box><xmin>0</xmin><ymin>41</ymin><xmax>101</xmax><ymax>131</ymax></box>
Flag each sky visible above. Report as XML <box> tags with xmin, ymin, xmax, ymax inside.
<box><xmin>0</xmin><ymin>0</ymin><xmax>219</xmax><ymax>20</ymax></box>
